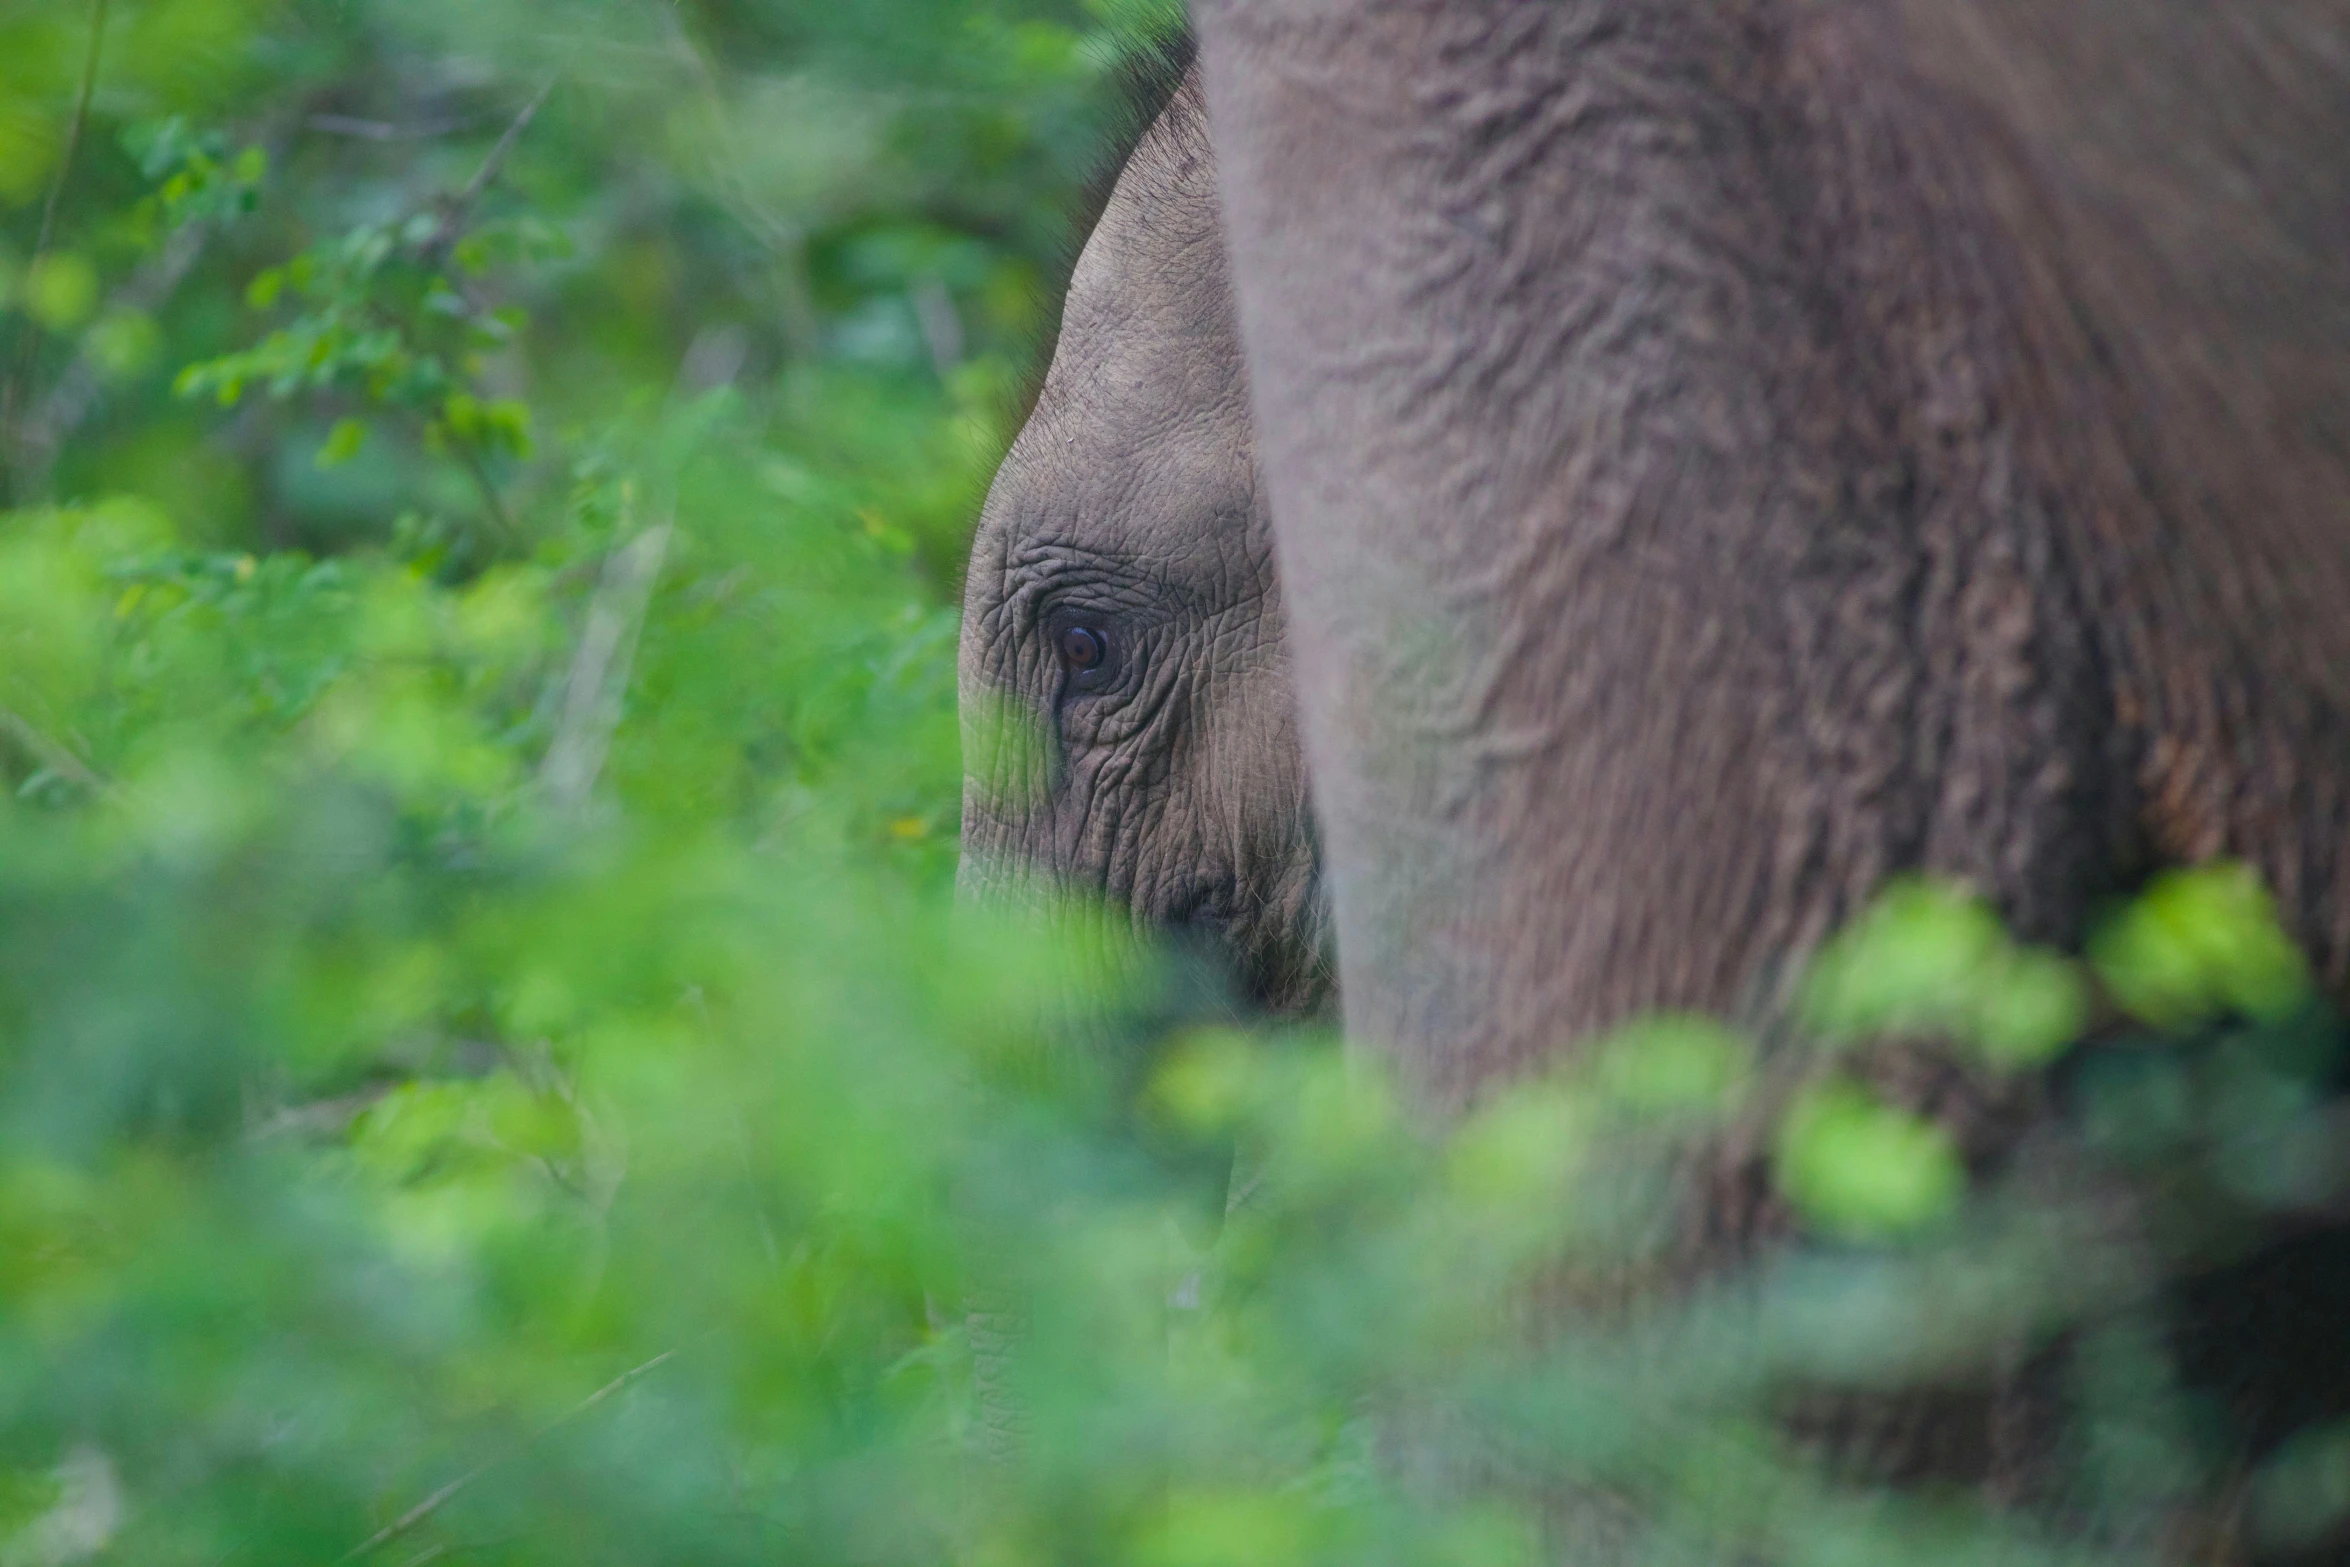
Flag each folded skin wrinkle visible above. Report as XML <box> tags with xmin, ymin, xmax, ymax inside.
<box><xmin>959</xmin><ymin>66</ymin><xmax>1328</xmax><ymax>1020</ymax></box>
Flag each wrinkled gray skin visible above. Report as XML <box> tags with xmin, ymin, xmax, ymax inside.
<box><xmin>1189</xmin><ymin>0</ymin><xmax>2350</xmax><ymax>1101</ymax></box>
<box><xmin>959</xmin><ymin>77</ymin><xmax>1327</xmax><ymax>1017</ymax></box>
<box><xmin>970</xmin><ymin>3</ymin><xmax>2350</xmax><ymax>1081</ymax></box>
<box><xmin>963</xmin><ymin>0</ymin><xmax>2350</xmax><ymax>1533</ymax></box>
<box><xmin>1181</xmin><ymin>0</ymin><xmax>2350</xmax><ymax>1535</ymax></box>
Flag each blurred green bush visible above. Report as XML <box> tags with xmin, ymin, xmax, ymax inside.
<box><xmin>1</xmin><ymin>4</ymin><xmax>2346</xmax><ymax>1564</ymax></box>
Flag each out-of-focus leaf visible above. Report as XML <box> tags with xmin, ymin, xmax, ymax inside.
<box><xmin>1774</xmin><ymin>1080</ymin><xmax>1966</xmax><ymax>1242</ymax></box>
<box><xmin>2091</xmin><ymin>862</ymin><xmax>2314</xmax><ymax>1027</ymax></box>
<box><xmin>2253</xmin><ymin>1420</ymin><xmax>2350</xmax><ymax>1552</ymax></box>
<box><xmin>0</xmin><ymin>8</ymin><xmax>2335</xmax><ymax>1566</ymax></box>
<box><xmin>1591</xmin><ymin>1012</ymin><xmax>1752</xmax><ymax>1119</ymax></box>
<box><xmin>1802</xmin><ymin>874</ymin><xmax>2089</xmax><ymax>1069</ymax></box>
<box><xmin>24</xmin><ymin>253</ymin><xmax>96</xmax><ymax>330</ymax></box>
<box><xmin>315</xmin><ymin>416</ymin><xmax>367</xmax><ymax>469</ymax></box>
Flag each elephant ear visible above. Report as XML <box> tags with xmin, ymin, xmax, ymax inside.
<box><xmin>1189</xmin><ymin>0</ymin><xmax>2350</xmax><ymax>1096</ymax></box>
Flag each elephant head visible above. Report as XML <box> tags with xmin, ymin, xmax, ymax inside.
<box><xmin>957</xmin><ymin>69</ymin><xmax>1329</xmax><ymax>1018</ymax></box>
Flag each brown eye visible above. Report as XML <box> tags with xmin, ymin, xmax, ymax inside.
<box><xmin>1057</xmin><ymin>624</ymin><xmax>1107</xmax><ymax>672</ymax></box>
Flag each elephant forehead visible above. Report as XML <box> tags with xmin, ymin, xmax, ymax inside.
<box><xmin>983</xmin><ymin>425</ymin><xmax>1266</xmax><ymax>610</ymax></box>
<box><xmin>989</xmin><ymin>231</ymin><xmax>1258</xmax><ymax>575</ymax></box>
<box><xmin>964</xmin><ymin>67</ymin><xmax>1267</xmax><ymax>628</ymax></box>
<box><xmin>1045</xmin><ymin>184</ymin><xmax>1240</xmax><ymax>426</ymax></box>
<box><xmin>1042</xmin><ymin>72</ymin><xmax>1238</xmax><ymax>420</ymax></box>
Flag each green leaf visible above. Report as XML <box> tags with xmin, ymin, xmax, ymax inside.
<box><xmin>1591</xmin><ymin>1012</ymin><xmax>1752</xmax><ymax>1119</ymax></box>
<box><xmin>1972</xmin><ymin>947</ymin><xmax>2090</xmax><ymax>1068</ymax></box>
<box><xmin>2091</xmin><ymin>862</ymin><xmax>2314</xmax><ymax>1029</ymax></box>
<box><xmin>25</xmin><ymin>254</ymin><xmax>98</xmax><ymax>331</ymax></box>
<box><xmin>87</xmin><ymin>312</ymin><xmax>161</xmax><ymax>381</ymax></box>
<box><xmin>1802</xmin><ymin>876</ymin><xmax>2091</xmax><ymax>1070</ymax></box>
<box><xmin>2252</xmin><ymin>1420</ymin><xmax>2350</xmax><ymax>1551</ymax></box>
<box><xmin>316</xmin><ymin>418</ymin><xmax>368</xmax><ymax>469</ymax></box>
<box><xmin>1774</xmin><ymin>1080</ymin><xmax>1966</xmax><ymax>1241</ymax></box>
<box><xmin>1801</xmin><ymin>876</ymin><xmax>2005</xmax><ymax>1042</ymax></box>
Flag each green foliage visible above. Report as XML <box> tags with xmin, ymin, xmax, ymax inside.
<box><xmin>2090</xmin><ymin>862</ymin><xmax>2315</xmax><ymax>1028</ymax></box>
<box><xmin>122</xmin><ymin>117</ymin><xmax>266</xmax><ymax>231</ymax></box>
<box><xmin>1590</xmin><ymin>1013</ymin><xmax>1752</xmax><ymax>1119</ymax></box>
<box><xmin>174</xmin><ymin>182</ymin><xmax>551</xmax><ymax>525</ymax></box>
<box><xmin>1774</xmin><ymin>1081</ymin><xmax>1964</xmax><ymax>1241</ymax></box>
<box><xmin>0</xmin><ymin>4</ymin><xmax>2344</xmax><ymax>1565</ymax></box>
<box><xmin>1803</xmin><ymin>876</ymin><xmax>2091</xmax><ymax>1069</ymax></box>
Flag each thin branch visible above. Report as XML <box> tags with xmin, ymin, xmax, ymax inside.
<box><xmin>421</xmin><ymin>79</ymin><xmax>556</xmax><ymax>264</ymax></box>
<box><xmin>244</xmin><ymin>1085</ymin><xmax>391</xmax><ymax>1145</ymax></box>
<box><xmin>333</xmin><ymin>1349</ymin><xmax>678</xmax><ymax>1564</ymax></box>
<box><xmin>0</xmin><ymin>709</ymin><xmax>108</xmax><ymax>794</ymax></box>
<box><xmin>307</xmin><ymin>113</ymin><xmax>480</xmax><ymax>142</ymax></box>
<box><xmin>453</xmin><ymin>438</ymin><xmax>516</xmax><ymax>545</ymax></box>
<box><xmin>910</xmin><ymin>276</ymin><xmax>964</xmax><ymax>383</ymax></box>
<box><xmin>651</xmin><ymin>11</ymin><xmax>820</xmax><ymax>364</ymax></box>
<box><xmin>1</xmin><ymin>0</ymin><xmax>111</xmax><ymax>501</ymax></box>
<box><xmin>404</xmin><ymin>78</ymin><xmax>554</xmax><ymax>542</ymax></box>
<box><xmin>540</xmin><ymin>519</ymin><xmax>672</xmax><ymax>811</ymax></box>
<box><xmin>30</xmin><ymin>0</ymin><xmax>108</xmax><ymax>279</ymax></box>
<box><xmin>10</xmin><ymin>218</ymin><xmax>209</xmax><ymax>501</ymax></box>
<box><xmin>334</xmin><ymin>1470</ymin><xmax>482</xmax><ymax>1566</ymax></box>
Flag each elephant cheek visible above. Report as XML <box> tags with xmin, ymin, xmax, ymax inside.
<box><xmin>955</xmin><ymin>856</ymin><xmax>1013</xmax><ymax>927</ymax></box>
<box><xmin>959</xmin><ymin>678</ymin><xmax>1058</xmax><ymax>823</ymax></box>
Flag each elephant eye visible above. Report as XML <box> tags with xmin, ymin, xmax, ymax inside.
<box><xmin>1056</xmin><ymin>624</ymin><xmax>1109</xmax><ymax>673</ymax></box>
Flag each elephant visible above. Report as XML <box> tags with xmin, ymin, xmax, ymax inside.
<box><xmin>957</xmin><ymin>50</ymin><xmax>1328</xmax><ymax>1020</ymax></box>
<box><xmin>959</xmin><ymin>0</ymin><xmax>2350</xmax><ymax>1548</ymax></box>
<box><xmin>1183</xmin><ymin>0</ymin><xmax>2350</xmax><ymax>1100</ymax></box>
<box><xmin>964</xmin><ymin>2</ymin><xmax>2350</xmax><ymax>1072</ymax></box>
